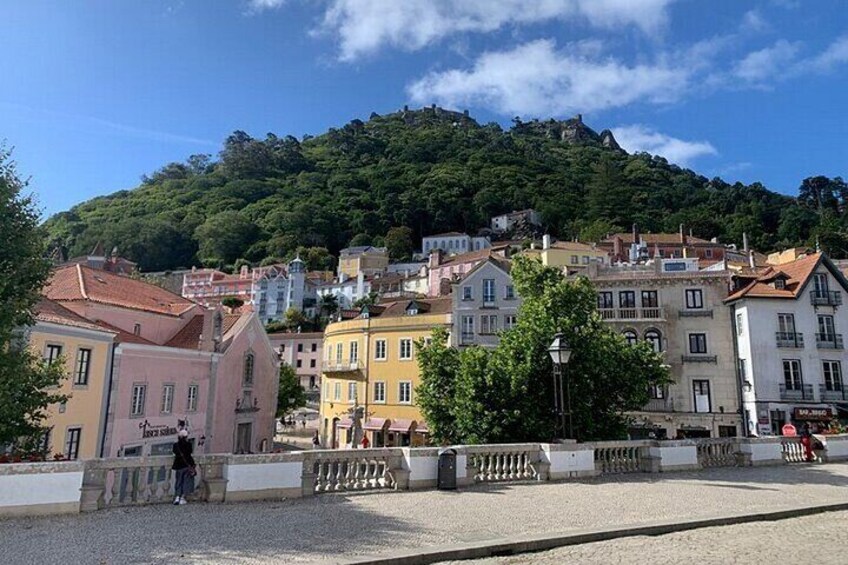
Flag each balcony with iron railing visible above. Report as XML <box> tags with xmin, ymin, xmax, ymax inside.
<box><xmin>815</xmin><ymin>333</ymin><xmax>844</xmax><ymax>350</ymax></box>
<box><xmin>642</xmin><ymin>395</ymin><xmax>674</xmax><ymax>412</ymax></box>
<box><xmin>681</xmin><ymin>354</ymin><xmax>718</xmax><ymax>364</ymax></box>
<box><xmin>460</xmin><ymin>333</ymin><xmax>475</xmax><ymax>345</ymax></box>
<box><xmin>819</xmin><ymin>384</ymin><xmax>848</xmax><ymax>402</ymax></box>
<box><xmin>779</xmin><ymin>383</ymin><xmax>814</xmax><ymax>401</ymax></box>
<box><xmin>775</xmin><ymin>332</ymin><xmax>805</xmax><ymax>348</ymax></box>
<box><xmin>810</xmin><ymin>290</ymin><xmax>842</xmax><ymax>307</ymax></box>
<box><xmin>323</xmin><ymin>361</ymin><xmax>362</xmax><ymax>373</ymax></box>
<box><xmin>597</xmin><ymin>307</ymin><xmax>666</xmax><ymax>321</ymax></box>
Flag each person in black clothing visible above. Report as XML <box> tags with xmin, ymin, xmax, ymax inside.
<box><xmin>172</xmin><ymin>429</ymin><xmax>196</xmax><ymax>505</ymax></box>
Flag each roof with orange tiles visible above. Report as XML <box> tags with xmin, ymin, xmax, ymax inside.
<box><xmin>164</xmin><ymin>315</ymin><xmax>205</xmax><ymax>349</ymax></box>
<box><xmin>548</xmin><ymin>241</ymin><xmax>602</xmax><ymax>252</ymax></box>
<box><xmin>604</xmin><ymin>232</ymin><xmax>713</xmax><ymax>245</ymax></box>
<box><xmin>436</xmin><ymin>245</ymin><xmax>510</xmax><ymax>267</ymax></box>
<box><xmin>365</xmin><ymin>297</ymin><xmax>452</xmax><ymax>318</ymax></box>
<box><xmin>34</xmin><ymin>298</ymin><xmax>115</xmax><ymax>334</ymax></box>
<box><xmin>725</xmin><ymin>252</ymin><xmax>841</xmax><ymax>301</ymax></box>
<box><xmin>46</xmin><ymin>264</ymin><xmax>197</xmax><ymax>316</ymax></box>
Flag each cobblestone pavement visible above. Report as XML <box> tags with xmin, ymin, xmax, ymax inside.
<box><xmin>2</xmin><ymin>463</ymin><xmax>848</xmax><ymax>564</ymax></box>
<box><xmin>446</xmin><ymin>511</ymin><xmax>848</xmax><ymax>565</ymax></box>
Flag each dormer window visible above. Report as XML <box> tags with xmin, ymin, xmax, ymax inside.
<box><xmin>774</xmin><ymin>279</ymin><xmax>786</xmax><ymax>290</ymax></box>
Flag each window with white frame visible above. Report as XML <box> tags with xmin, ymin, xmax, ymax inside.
<box><xmin>644</xmin><ymin>329</ymin><xmax>662</xmax><ymax>352</ymax></box>
<box><xmin>482</xmin><ymin>279</ymin><xmax>495</xmax><ymax>303</ymax></box>
<box><xmin>462</xmin><ymin>286</ymin><xmax>473</xmax><ymax>300</ymax></box>
<box><xmin>504</xmin><ymin>315</ymin><xmax>517</xmax><ymax>330</ymax></box>
<box><xmin>399</xmin><ymin>381</ymin><xmax>412</xmax><ymax>404</ymax></box>
<box><xmin>45</xmin><ymin>343</ymin><xmax>63</xmax><ymax>365</ymax></box>
<box><xmin>161</xmin><ymin>384</ymin><xmax>174</xmax><ymax>414</ymax></box>
<box><xmin>373</xmin><ymin>381</ymin><xmax>386</xmax><ymax>403</ymax></box>
<box><xmin>131</xmin><ymin>384</ymin><xmax>146</xmax><ymax>417</ymax></box>
<box><xmin>348</xmin><ymin>382</ymin><xmax>357</xmax><ymax>403</ymax></box>
<box><xmin>783</xmin><ymin>359</ymin><xmax>803</xmax><ymax>390</ymax></box>
<box><xmin>335</xmin><ymin>342</ymin><xmax>343</xmax><ymax>364</ymax></box>
<box><xmin>399</xmin><ymin>339</ymin><xmax>413</xmax><ymax>360</ymax></box>
<box><xmin>74</xmin><ymin>348</ymin><xmax>92</xmax><ymax>386</ymax></box>
<box><xmin>349</xmin><ymin>341</ymin><xmax>359</xmax><ymax>363</ymax></box>
<box><xmin>685</xmin><ymin>289</ymin><xmax>704</xmax><ymax>309</ymax></box>
<box><xmin>505</xmin><ymin>285</ymin><xmax>515</xmax><ymax>300</ymax></box>
<box><xmin>693</xmin><ymin>380</ymin><xmax>711</xmax><ymax>413</ymax></box>
<box><xmin>623</xmin><ymin>330</ymin><xmax>638</xmax><ymax>346</ymax></box>
<box><xmin>823</xmin><ymin>361</ymin><xmax>843</xmax><ymax>391</ymax></box>
<box><xmin>461</xmin><ymin>315</ymin><xmax>474</xmax><ymax>340</ymax></box>
<box><xmin>481</xmin><ymin>314</ymin><xmax>498</xmax><ymax>334</ymax></box>
<box><xmin>187</xmin><ymin>385</ymin><xmax>198</xmax><ymax>412</ymax></box>
<box><xmin>736</xmin><ymin>312</ymin><xmax>744</xmax><ymax>336</ymax></box>
<box><xmin>334</xmin><ymin>382</ymin><xmax>342</xmax><ymax>401</ymax></box>
<box><xmin>688</xmin><ymin>333</ymin><xmax>708</xmax><ymax>354</ymax></box>
<box><xmin>375</xmin><ymin>339</ymin><xmax>387</xmax><ymax>360</ymax></box>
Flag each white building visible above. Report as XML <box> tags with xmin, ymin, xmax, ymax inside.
<box><xmin>451</xmin><ymin>256</ymin><xmax>520</xmax><ymax>348</ymax></box>
<box><xmin>419</xmin><ymin>232</ymin><xmax>490</xmax><ymax>258</ymax></box>
<box><xmin>251</xmin><ymin>257</ymin><xmax>319</xmax><ymax>324</ymax></box>
<box><xmin>490</xmin><ymin>209</ymin><xmax>542</xmax><ymax>233</ymax></box>
<box><xmin>315</xmin><ymin>271</ymin><xmax>371</xmax><ymax>311</ymax></box>
<box><xmin>728</xmin><ymin>252</ymin><xmax>848</xmax><ymax>436</ymax></box>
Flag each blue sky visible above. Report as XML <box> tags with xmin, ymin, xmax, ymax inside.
<box><xmin>2</xmin><ymin>0</ymin><xmax>847</xmax><ymax>218</ymax></box>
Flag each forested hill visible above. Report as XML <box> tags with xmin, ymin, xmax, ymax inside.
<box><xmin>44</xmin><ymin>106</ymin><xmax>840</xmax><ymax>272</ymax></box>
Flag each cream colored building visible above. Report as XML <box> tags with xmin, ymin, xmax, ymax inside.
<box><xmin>337</xmin><ymin>246</ymin><xmax>389</xmax><ymax>279</ymax></box>
<box><xmin>524</xmin><ymin>235</ymin><xmax>609</xmax><ymax>272</ymax></box>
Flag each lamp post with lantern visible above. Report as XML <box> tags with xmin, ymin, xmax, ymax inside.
<box><xmin>547</xmin><ymin>332</ymin><xmax>573</xmax><ymax>440</ymax></box>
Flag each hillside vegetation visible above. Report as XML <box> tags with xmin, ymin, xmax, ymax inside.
<box><xmin>44</xmin><ymin>107</ymin><xmax>846</xmax><ymax>272</ymax></box>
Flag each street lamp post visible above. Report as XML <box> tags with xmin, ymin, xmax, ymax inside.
<box><xmin>548</xmin><ymin>333</ymin><xmax>573</xmax><ymax>440</ymax></box>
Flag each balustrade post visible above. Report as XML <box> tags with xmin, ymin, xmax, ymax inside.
<box><xmin>80</xmin><ymin>464</ymin><xmax>106</xmax><ymax>512</ymax></box>
<box><xmin>201</xmin><ymin>457</ymin><xmax>228</xmax><ymax>503</ymax></box>
<box><xmin>300</xmin><ymin>458</ymin><xmax>317</xmax><ymax>497</ymax></box>
<box><xmin>640</xmin><ymin>445</ymin><xmax>660</xmax><ymax>473</ymax></box>
<box><xmin>391</xmin><ymin>455</ymin><xmax>410</xmax><ymax>490</ymax></box>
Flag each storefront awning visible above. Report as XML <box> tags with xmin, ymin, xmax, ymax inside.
<box><xmin>336</xmin><ymin>418</ymin><xmax>353</xmax><ymax>429</ymax></box>
<box><xmin>388</xmin><ymin>419</ymin><xmax>414</xmax><ymax>433</ymax></box>
<box><xmin>415</xmin><ymin>421</ymin><xmax>429</xmax><ymax>434</ymax></box>
<box><xmin>363</xmin><ymin>418</ymin><xmax>390</xmax><ymax>431</ymax></box>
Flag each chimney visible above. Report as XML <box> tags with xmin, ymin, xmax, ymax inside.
<box><xmin>742</xmin><ymin>232</ymin><xmax>749</xmax><ymax>252</ymax></box>
<box><xmin>439</xmin><ymin>278</ymin><xmax>452</xmax><ymax>296</ymax></box>
<box><xmin>632</xmin><ymin>223</ymin><xmax>639</xmax><ymax>244</ymax></box>
<box><xmin>748</xmin><ymin>250</ymin><xmax>756</xmax><ymax>269</ymax></box>
<box><xmin>613</xmin><ymin>236</ymin><xmax>622</xmax><ymax>261</ymax></box>
<box><xmin>542</xmin><ymin>234</ymin><xmax>551</xmax><ymax>250</ymax></box>
<box><xmin>679</xmin><ymin>223</ymin><xmax>686</xmax><ymax>244</ymax></box>
<box><xmin>240</xmin><ymin>265</ymin><xmax>249</xmax><ymax>278</ymax></box>
<box><xmin>429</xmin><ymin>248</ymin><xmax>444</xmax><ymax>269</ymax></box>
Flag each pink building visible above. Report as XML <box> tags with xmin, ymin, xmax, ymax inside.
<box><xmin>46</xmin><ymin>264</ymin><xmax>278</xmax><ymax>457</ymax></box>
<box><xmin>267</xmin><ymin>332</ymin><xmax>323</xmax><ymax>402</ymax></box>
<box><xmin>181</xmin><ymin>265</ymin><xmax>256</xmax><ymax>307</ymax></box>
<box><xmin>427</xmin><ymin>245</ymin><xmax>510</xmax><ymax>297</ymax></box>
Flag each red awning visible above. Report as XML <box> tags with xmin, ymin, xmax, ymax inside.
<box><xmin>389</xmin><ymin>419</ymin><xmax>414</xmax><ymax>433</ymax></box>
<box><xmin>415</xmin><ymin>421</ymin><xmax>429</xmax><ymax>434</ymax></box>
<box><xmin>364</xmin><ymin>418</ymin><xmax>390</xmax><ymax>431</ymax></box>
<box><xmin>336</xmin><ymin>418</ymin><xmax>353</xmax><ymax>429</ymax></box>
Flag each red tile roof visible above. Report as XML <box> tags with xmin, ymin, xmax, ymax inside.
<box><xmin>165</xmin><ymin>315</ymin><xmax>205</xmax><ymax>349</ymax></box>
<box><xmin>34</xmin><ymin>298</ymin><xmax>114</xmax><ymax>334</ymax></box>
<box><xmin>437</xmin><ymin>245</ymin><xmax>510</xmax><ymax>266</ymax></box>
<box><xmin>366</xmin><ymin>297</ymin><xmax>452</xmax><ymax>318</ymax></box>
<box><xmin>605</xmin><ymin>233</ymin><xmax>713</xmax><ymax>245</ymax></box>
<box><xmin>46</xmin><ymin>264</ymin><xmax>197</xmax><ymax>316</ymax></box>
<box><xmin>726</xmin><ymin>252</ymin><xmax>824</xmax><ymax>301</ymax></box>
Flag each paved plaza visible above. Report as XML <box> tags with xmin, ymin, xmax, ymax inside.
<box><xmin>449</xmin><ymin>511</ymin><xmax>848</xmax><ymax>565</ymax></box>
<box><xmin>2</xmin><ymin>463</ymin><xmax>848</xmax><ymax>564</ymax></box>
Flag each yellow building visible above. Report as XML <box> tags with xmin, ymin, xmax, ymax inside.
<box><xmin>524</xmin><ymin>236</ymin><xmax>609</xmax><ymax>272</ymax></box>
<box><xmin>337</xmin><ymin>246</ymin><xmax>389</xmax><ymax>279</ymax></box>
<box><xmin>319</xmin><ymin>298</ymin><xmax>451</xmax><ymax>448</ymax></box>
<box><xmin>29</xmin><ymin>299</ymin><xmax>116</xmax><ymax>460</ymax></box>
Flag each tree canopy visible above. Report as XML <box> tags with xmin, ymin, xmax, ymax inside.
<box><xmin>43</xmin><ymin>108</ymin><xmax>842</xmax><ymax>271</ymax></box>
<box><xmin>416</xmin><ymin>255</ymin><xmax>670</xmax><ymax>444</ymax></box>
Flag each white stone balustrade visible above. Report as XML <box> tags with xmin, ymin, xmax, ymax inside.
<box><xmin>4</xmin><ymin>435</ymin><xmax>848</xmax><ymax>518</ymax></box>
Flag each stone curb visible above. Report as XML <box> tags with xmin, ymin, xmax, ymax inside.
<box><xmin>320</xmin><ymin>502</ymin><xmax>848</xmax><ymax>565</ymax></box>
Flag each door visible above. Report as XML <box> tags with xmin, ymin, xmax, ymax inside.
<box><xmin>236</xmin><ymin>422</ymin><xmax>252</xmax><ymax>454</ymax></box>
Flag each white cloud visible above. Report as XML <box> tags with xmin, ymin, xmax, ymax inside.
<box><xmin>740</xmin><ymin>10</ymin><xmax>769</xmax><ymax>33</ymax></box>
<box><xmin>247</xmin><ymin>0</ymin><xmax>286</xmax><ymax>11</ymax></box>
<box><xmin>612</xmin><ymin>125</ymin><xmax>717</xmax><ymax>166</ymax></box>
<box><xmin>407</xmin><ymin>39</ymin><xmax>688</xmax><ymax>116</ymax></box>
<box><xmin>811</xmin><ymin>36</ymin><xmax>848</xmax><ymax>71</ymax></box>
<box><xmin>732</xmin><ymin>39</ymin><xmax>801</xmax><ymax>83</ymax></box>
<box><xmin>317</xmin><ymin>0</ymin><xmax>676</xmax><ymax>61</ymax></box>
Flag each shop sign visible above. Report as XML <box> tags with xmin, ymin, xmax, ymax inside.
<box><xmin>794</xmin><ymin>407</ymin><xmax>833</xmax><ymax>421</ymax></box>
<box><xmin>757</xmin><ymin>424</ymin><xmax>773</xmax><ymax>436</ymax></box>
<box><xmin>139</xmin><ymin>420</ymin><xmax>179</xmax><ymax>439</ymax></box>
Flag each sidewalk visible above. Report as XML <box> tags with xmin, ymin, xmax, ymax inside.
<box><xmin>2</xmin><ymin>463</ymin><xmax>848</xmax><ymax>564</ymax></box>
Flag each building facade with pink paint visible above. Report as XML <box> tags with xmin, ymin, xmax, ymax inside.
<box><xmin>46</xmin><ymin>264</ymin><xmax>279</xmax><ymax>457</ymax></box>
<box><xmin>427</xmin><ymin>245</ymin><xmax>511</xmax><ymax>297</ymax></box>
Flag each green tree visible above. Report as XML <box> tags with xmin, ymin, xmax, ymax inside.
<box><xmin>0</xmin><ymin>147</ymin><xmax>68</xmax><ymax>455</ymax></box>
<box><xmin>414</xmin><ymin>328</ymin><xmax>460</xmax><ymax>444</ymax></box>
<box><xmin>221</xmin><ymin>297</ymin><xmax>244</xmax><ymax>309</ymax></box>
<box><xmin>284</xmin><ymin>308</ymin><xmax>307</xmax><ymax>331</ymax></box>
<box><xmin>384</xmin><ymin>226</ymin><xmax>415</xmax><ymax>260</ymax></box>
<box><xmin>194</xmin><ymin>211</ymin><xmax>259</xmax><ymax>266</ymax></box>
<box><xmin>276</xmin><ymin>363</ymin><xmax>306</xmax><ymax>418</ymax></box>
<box><xmin>416</xmin><ymin>256</ymin><xmax>669</xmax><ymax>444</ymax></box>
<box><xmin>318</xmin><ymin>294</ymin><xmax>339</xmax><ymax>318</ymax></box>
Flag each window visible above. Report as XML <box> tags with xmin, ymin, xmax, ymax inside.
<box><xmin>582</xmin><ymin>256</ymin><xmax>590</xmax><ymax>264</ymax></box>
<box><xmin>597</xmin><ymin>292</ymin><xmax>613</xmax><ymax>309</ymax></box>
<box><xmin>64</xmin><ymin>428</ymin><xmax>82</xmax><ymax>460</ymax></box>
<box><xmin>310</xmin><ymin>359</ymin><xmax>316</xmax><ymax>368</ymax></box>
<box><xmin>644</xmin><ymin>329</ymin><xmax>662</xmax><ymax>352</ymax></box>
<box><xmin>688</xmin><ymin>333</ymin><xmax>708</xmax><ymax>354</ymax></box>
<box><xmin>131</xmin><ymin>384</ymin><xmax>146</xmax><ymax>417</ymax></box>
<box><xmin>461</xmin><ymin>315</ymin><xmax>474</xmax><ymax>341</ymax></box>
<box><xmin>736</xmin><ymin>313</ymin><xmax>744</xmax><ymax>336</ymax></box>
<box><xmin>349</xmin><ymin>341</ymin><xmax>359</xmax><ymax>363</ymax></box>
<box><xmin>280</xmin><ymin>344</ymin><xmax>285</xmax><ymax>352</ymax></box>
<box><xmin>335</xmin><ymin>343</ymin><xmax>343</xmax><ymax>363</ymax></box>
<box><xmin>348</xmin><ymin>382</ymin><xmax>357</xmax><ymax>403</ymax></box>
<box><xmin>738</xmin><ymin>359</ymin><xmax>747</xmax><ymax>382</ymax></box>
<box><xmin>45</xmin><ymin>344</ymin><xmax>63</xmax><ymax>365</ymax></box>
<box><xmin>783</xmin><ymin>360</ymin><xmax>803</xmax><ymax>390</ymax></box>
<box><xmin>623</xmin><ymin>330</ymin><xmax>638</xmax><ymax>346</ymax></box>
<box><xmin>483</xmin><ymin>279</ymin><xmax>496</xmax><ymax>303</ymax></box>
<box><xmin>619</xmin><ymin>291</ymin><xmax>636</xmax><ymax>308</ymax></box>
<box><xmin>818</xmin><ymin>315</ymin><xmax>836</xmax><ymax>339</ymax></box>
<box><xmin>641</xmin><ymin>291</ymin><xmax>658</xmax><ymax>308</ymax></box>
<box><xmin>375</xmin><ymin>339</ymin><xmax>387</xmax><ymax>360</ymax></box>
<box><xmin>374</xmin><ymin>381</ymin><xmax>386</xmax><ymax>403</ymax></box>
<box><xmin>74</xmin><ymin>348</ymin><xmax>92</xmax><ymax>386</ymax></box>
<box><xmin>399</xmin><ymin>381</ymin><xmax>412</xmax><ymax>404</ymax></box>
<box><xmin>399</xmin><ymin>339</ymin><xmax>413</xmax><ymax>360</ymax></box>
<box><xmin>160</xmin><ymin>384</ymin><xmax>174</xmax><ymax>414</ymax></box>
<box><xmin>649</xmin><ymin>384</ymin><xmax>664</xmax><ymax>399</ymax></box>
<box><xmin>693</xmin><ymin>380</ymin><xmax>711</xmax><ymax>413</ymax></box>
<box><xmin>297</xmin><ymin>343</ymin><xmax>303</xmax><ymax>353</ymax></box>
<box><xmin>824</xmin><ymin>361</ymin><xmax>843</xmax><ymax>391</ymax></box>
<box><xmin>133</xmin><ymin>323</ymin><xmax>141</xmax><ymax>336</ymax></box>
<box><xmin>311</xmin><ymin>343</ymin><xmax>317</xmax><ymax>352</ymax></box>
<box><xmin>504</xmin><ymin>315</ymin><xmax>517</xmax><ymax>330</ymax></box>
<box><xmin>481</xmin><ymin>314</ymin><xmax>498</xmax><ymax>334</ymax></box>
<box><xmin>187</xmin><ymin>385</ymin><xmax>198</xmax><ymax>412</ymax></box>
<box><xmin>462</xmin><ymin>286</ymin><xmax>473</xmax><ymax>300</ymax></box>
<box><xmin>813</xmin><ymin>273</ymin><xmax>829</xmax><ymax>296</ymax></box>
<box><xmin>685</xmin><ymin>289</ymin><xmax>704</xmax><ymax>309</ymax></box>
<box><xmin>778</xmin><ymin>313</ymin><xmax>796</xmax><ymax>334</ymax></box>
<box><xmin>243</xmin><ymin>352</ymin><xmax>255</xmax><ymax>386</ymax></box>
<box><xmin>505</xmin><ymin>285</ymin><xmax>515</xmax><ymax>300</ymax></box>
<box><xmin>570</xmin><ymin>255</ymin><xmax>578</xmax><ymax>264</ymax></box>
<box><xmin>334</xmin><ymin>382</ymin><xmax>342</xmax><ymax>401</ymax></box>
<box><xmin>296</xmin><ymin>359</ymin><xmax>302</xmax><ymax>368</ymax></box>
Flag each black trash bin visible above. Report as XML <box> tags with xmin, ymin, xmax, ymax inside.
<box><xmin>437</xmin><ymin>448</ymin><xmax>457</xmax><ymax>490</ymax></box>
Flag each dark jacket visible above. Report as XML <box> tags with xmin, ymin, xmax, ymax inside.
<box><xmin>172</xmin><ymin>438</ymin><xmax>195</xmax><ymax>470</ymax></box>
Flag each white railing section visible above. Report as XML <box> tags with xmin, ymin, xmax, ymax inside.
<box><xmin>781</xmin><ymin>440</ymin><xmax>808</xmax><ymax>463</ymax></box>
<box><xmin>592</xmin><ymin>442</ymin><xmax>646</xmax><ymax>474</ymax></box>
<box><xmin>305</xmin><ymin>450</ymin><xmax>401</xmax><ymax>493</ymax></box>
<box><xmin>697</xmin><ymin>439</ymin><xmax>738</xmax><ymax>467</ymax></box>
<box><xmin>466</xmin><ymin>445</ymin><xmax>541</xmax><ymax>483</ymax></box>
